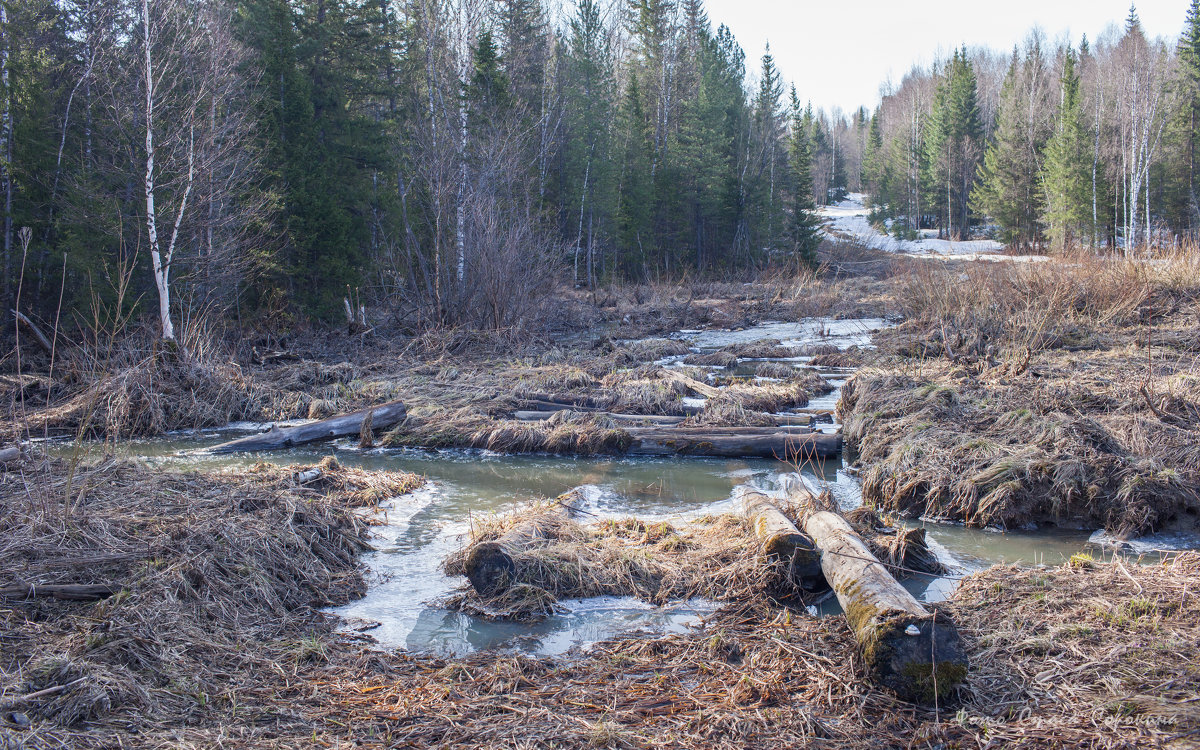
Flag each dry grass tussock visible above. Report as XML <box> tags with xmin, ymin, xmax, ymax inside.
<box><xmin>0</xmin><ymin>452</ymin><xmax>421</xmax><ymax>744</ymax></box>
<box><xmin>885</xmin><ymin>252</ymin><xmax>1198</xmax><ymax>358</ymax></box>
<box><xmin>842</xmin><ymin>255</ymin><xmax>1200</xmax><ymax>535</ymax></box>
<box><xmin>442</xmin><ymin>505</ymin><xmax>779</xmax><ymax>620</ymax></box>
<box><xmin>695</xmin><ymin>371</ymin><xmax>833</xmax><ymax>425</ymax></box>
<box><xmin>841</xmin><ymin>366</ymin><xmax>1200</xmax><ymax>534</ymax></box>
<box><xmin>13</xmin><ymin>325</ymin><xmax>269</xmax><ymax>439</ymax></box>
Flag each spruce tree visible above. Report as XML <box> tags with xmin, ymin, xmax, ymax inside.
<box><xmin>973</xmin><ymin>46</ymin><xmax>1046</xmax><ymax>249</ymax></box>
<box><xmin>924</xmin><ymin>47</ymin><xmax>982</xmax><ymax>239</ymax></box>
<box><xmin>1177</xmin><ymin>0</ymin><xmax>1200</xmax><ymax>230</ymax></box>
<box><xmin>788</xmin><ymin>87</ymin><xmax>821</xmax><ymax>268</ymax></box>
<box><xmin>1040</xmin><ymin>46</ymin><xmax>1090</xmax><ymax>251</ymax></box>
<box><xmin>747</xmin><ymin>47</ymin><xmax>786</xmax><ymax>257</ymax></box>
<box><xmin>615</xmin><ymin>73</ymin><xmax>653</xmax><ymax>276</ymax></box>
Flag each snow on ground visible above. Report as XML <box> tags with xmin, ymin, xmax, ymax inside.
<box><xmin>821</xmin><ymin>193</ymin><xmax>1047</xmax><ymax>262</ymax></box>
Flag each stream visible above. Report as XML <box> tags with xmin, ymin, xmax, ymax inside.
<box><xmin>56</xmin><ymin>318</ymin><xmax>1198</xmax><ymax>657</ymax></box>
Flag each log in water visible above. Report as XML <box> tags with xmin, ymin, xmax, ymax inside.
<box><xmin>625</xmin><ymin>430</ymin><xmax>841</xmax><ymax>460</ymax></box>
<box><xmin>802</xmin><ymin>510</ymin><xmax>967</xmax><ymax>704</ymax></box>
<box><xmin>462</xmin><ymin>491</ymin><xmax>581</xmax><ymax>596</ymax></box>
<box><xmin>201</xmin><ymin>400</ymin><xmax>407</xmax><ymax>454</ymax></box>
<box><xmin>740</xmin><ymin>489</ymin><xmax>825</xmax><ymax>591</ymax></box>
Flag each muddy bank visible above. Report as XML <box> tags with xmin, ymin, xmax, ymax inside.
<box><xmin>4</xmin><ymin>452</ymin><xmax>1195</xmax><ymax>748</ymax></box>
<box><xmin>839</xmin><ymin>258</ymin><xmax>1200</xmax><ymax>536</ymax></box>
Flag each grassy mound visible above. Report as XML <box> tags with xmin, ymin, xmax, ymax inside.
<box><xmin>0</xmin><ymin>453</ymin><xmax>421</xmax><ymax>735</ymax></box>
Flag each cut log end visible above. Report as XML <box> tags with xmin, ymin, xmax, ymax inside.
<box><xmin>463</xmin><ymin>542</ymin><xmax>517</xmax><ymax>596</ymax></box>
<box><xmin>855</xmin><ymin>610</ymin><xmax>968</xmax><ymax>704</ymax></box>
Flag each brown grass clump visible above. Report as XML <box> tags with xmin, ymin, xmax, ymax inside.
<box><xmin>840</xmin><ymin>364</ymin><xmax>1200</xmax><ymax>535</ymax></box>
<box><xmin>683</xmin><ymin>351</ymin><xmax>739</xmax><ymax>367</ymax></box>
<box><xmin>882</xmin><ymin>254</ymin><xmax>1162</xmax><ymax>358</ymax></box>
<box><xmin>842</xmin><ymin>255</ymin><xmax>1200</xmax><ymax>536</ymax></box>
<box><xmin>621</xmin><ymin>338</ymin><xmax>692</xmax><ymax>361</ymax></box>
<box><xmin>0</xmin><ymin>451</ymin><xmax>421</xmax><ymax>738</ymax></box>
<box><xmin>705</xmin><ymin>371</ymin><xmax>833</xmax><ymax>415</ymax></box>
<box><xmin>809</xmin><ymin>346</ymin><xmax>871</xmax><ymax>368</ymax></box>
<box><xmin>754</xmin><ymin>361</ymin><xmax>801</xmax><ymax>379</ymax></box>
<box><xmin>443</xmin><ymin>507</ymin><xmax>777</xmax><ymax>616</ymax></box>
<box><xmin>21</xmin><ymin>353</ymin><xmax>267</xmax><ymax>439</ymax></box>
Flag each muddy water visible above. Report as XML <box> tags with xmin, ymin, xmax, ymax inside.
<box><xmin>54</xmin><ymin>318</ymin><xmax>1197</xmax><ymax>657</ymax></box>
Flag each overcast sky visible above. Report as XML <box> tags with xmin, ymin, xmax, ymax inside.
<box><xmin>702</xmin><ymin>0</ymin><xmax>1191</xmax><ymax>114</ymax></box>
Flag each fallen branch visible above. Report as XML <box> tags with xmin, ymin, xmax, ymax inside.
<box><xmin>0</xmin><ymin>583</ymin><xmax>122</xmax><ymax>601</ymax></box>
<box><xmin>11</xmin><ymin>309</ymin><xmax>53</xmax><ymax>355</ymax></box>
<box><xmin>199</xmin><ymin>400</ymin><xmax>406</xmax><ymax>455</ymax></box>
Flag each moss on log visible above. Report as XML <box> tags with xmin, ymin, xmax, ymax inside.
<box><xmin>740</xmin><ymin>490</ymin><xmax>825</xmax><ymax>591</ymax></box>
<box><xmin>802</xmin><ymin>510</ymin><xmax>967</xmax><ymax>704</ymax></box>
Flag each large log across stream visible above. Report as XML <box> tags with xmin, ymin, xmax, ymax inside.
<box><xmin>625</xmin><ymin>429</ymin><xmax>841</xmax><ymax>459</ymax></box>
<box><xmin>200</xmin><ymin>400</ymin><xmax>407</xmax><ymax>455</ymax></box>
<box><xmin>740</xmin><ymin>489</ymin><xmax>825</xmax><ymax>591</ymax></box>
<box><xmin>801</xmin><ymin>509</ymin><xmax>967</xmax><ymax>703</ymax></box>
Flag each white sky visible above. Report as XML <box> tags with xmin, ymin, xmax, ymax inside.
<box><xmin>703</xmin><ymin>0</ymin><xmax>1190</xmax><ymax>113</ymax></box>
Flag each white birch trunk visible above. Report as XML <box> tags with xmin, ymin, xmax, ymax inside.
<box><xmin>142</xmin><ymin>0</ymin><xmax>176</xmax><ymax>343</ymax></box>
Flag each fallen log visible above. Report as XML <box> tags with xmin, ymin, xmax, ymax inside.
<box><xmin>0</xmin><ymin>583</ymin><xmax>121</xmax><ymax>601</ymax></box>
<box><xmin>658</xmin><ymin>368</ymin><xmax>721</xmax><ymax>399</ymax></box>
<box><xmin>625</xmin><ymin>430</ymin><xmax>841</xmax><ymax>460</ymax></box>
<box><xmin>639</xmin><ymin>425</ymin><xmax>813</xmax><ymax>436</ymax></box>
<box><xmin>514</xmin><ymin>410</ymin><xmax>815</xmax><ymax>428</ymax></box>
<box><xmin>462</xmin><ymin>490</ymin><xmax>582</xmax><ymax>596</ymax></box>
<box><xmin>11</xmin><ymin>310</ymin><xmax>53</xmax><ymax>355</ymax></box>
<box><xmin>514</xmin><ymin>410</ymin><xmax>689</xmax><ymax>425</ymax></box>
<box><xmin>519</xmin><ymin>399</ymin><xmax>704</xmax><ymax>416</ymax></box>
<box><xmin>0</xmin><ymin>446</ymin><xmax>24</xmax><ymax>463</ymax></box>
<box><xmin>769</xmin><ymin>413</ymin><xmax>817</xmax><ymax>426</ymax></box>
<box><xmin>802</xmin><ymin>509</ymin><xmax>967</xmax><ymax>703</ymax></box>
<box><xmin>740</xmin><ymin>489</ymin><xmax>825</xmax><ymax>591</ymax></box>
<box><xmin>200</xmin><ymin>400</ymin><xmax>407</xmax><ymax>455</ymax></box>
<box><xmin>520</xmin><ymin>392</ymin><xmax>611</xmax><ymax>409</ymax></box>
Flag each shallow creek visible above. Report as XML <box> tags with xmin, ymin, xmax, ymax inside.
<box><xmin>56</xmin><ymin>318</ymin><xmax>1195</xmax><ymax>656</ymax></box>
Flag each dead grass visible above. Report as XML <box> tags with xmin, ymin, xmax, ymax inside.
<box><xmin>297</xmin><ymin>556</ymin><xmax>1196</xmax><ymax>750</ymax></box>
<box><xmin>842</xmin><ymin>255</ymin><xmax>1200</xmax><ymax>536</ymax></box>
<box><xmin>702</xmin><ymin>372</ymin><xmax>833</xmax><ymax>417</ymax></box>
<box><xmin>0</xmin><ymin>451</ymin><xmax>421</xmax><ymax>744</ymax></box>
<box><xmin>442</xmin><ymin>507</ymin><xmax>779</xmax><ymax>618</ymax></box>
<box><xmin>5</xmin><ymin>452</ymin><xmax>1197</xmax><ymax>748</ymax></box>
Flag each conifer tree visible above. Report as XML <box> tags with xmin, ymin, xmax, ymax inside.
<box><xmin>788</xmin><ymin>87</ymin><xmax>821</xmax><ymax>268</ymax></box>
<box><xmin>924</xmin><ymin>47</ymin><xmax>982</xmax><ymax>239</ymax></box>
<box><xmin>1175</xmin><ymin>0</ymin><xmax>1200</xmax><ymax>230</ymax></box>
<box><xmin>1040</xmin><ymin>46</ymin><xmax>1090</xmax><ymax>250</ymax></box>
<box><xmin>973</xmin><ymin>44</ymin><xmax>1048</xmax><ymax>249</ymax></box>
<box><xmin>615</xmin><ymin>73</ymin><xmax>653</xmax><ymax>276</ymax></box>
<box><xmin>561</xmin><ymin>0</ymin><xmax>616</xmax><ymax>285</ymax></box>
<box><xmin>746</xmin><ymin>46</ymin><xmax>786</xmax><ymax>257</ymax></box>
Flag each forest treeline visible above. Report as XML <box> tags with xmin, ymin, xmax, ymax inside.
<box><xmin>0</xmin><ymin>0</ymin><xmax>1198</xmax><ymax>337</ymax></box>
<box><xmin>864</xmin><ymin>5</ymin><xmax>1200</xmax><ymax>253</ymax></box>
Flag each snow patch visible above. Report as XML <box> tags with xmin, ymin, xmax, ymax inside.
<box><xmin>821</xmin><ymin>193</ymin><xmax>1048</xmax><ymax>262</ymax></box>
